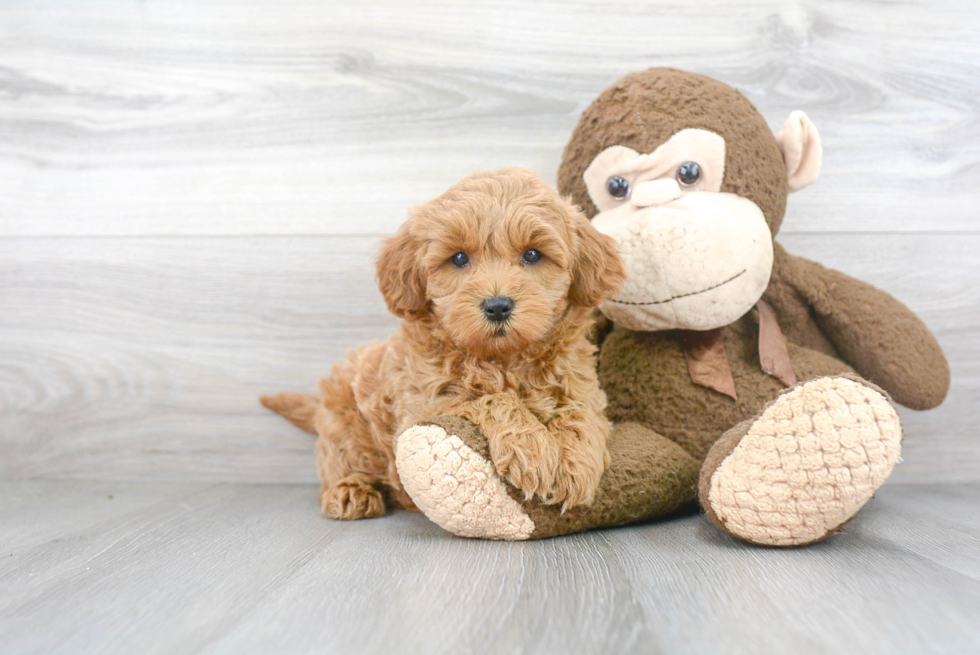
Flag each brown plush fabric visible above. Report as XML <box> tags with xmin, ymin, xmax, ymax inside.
<box><xmin>517</xmin><ymin>422</ymin><xmax>700</xmax><ymax>539</ymax></box>
<box><xmin>765</xmin><ymin>243</ymin><xmax>950</xmax><ymax>410</ymax></box>
<box><xmin>598</xmin><ymin>312</ymin><xmax>856</xmax><ymax>462</ymax></box>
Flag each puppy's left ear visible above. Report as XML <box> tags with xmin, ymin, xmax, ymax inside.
<box><xmin>377</xmin><ymin>219</ymin><xmax>429</xmax><ymax>319</ymax></box>
<box><xmin>567</xmin><ymin>201</ymin><xmax>626</xmax><ymax>307</ymax></box>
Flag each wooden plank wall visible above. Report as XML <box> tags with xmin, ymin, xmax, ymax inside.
<box><xmin>1</xmin><ymin>0</ymin><xmax>977</xmax><ymax>483</ymax></box>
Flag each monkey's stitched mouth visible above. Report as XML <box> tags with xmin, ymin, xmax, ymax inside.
<box><xmin>609</xmin><ymin>269</ymin><xmax>747</xmax><ymax>306</ymax></box>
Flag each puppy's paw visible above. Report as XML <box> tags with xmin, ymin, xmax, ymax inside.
<box><xmin>321</xmin><ymin>474</ymin><xmax>386</xmax><ymax>520</ymax></box>
<box><xmin>551</xmin><ymin>438</ymin><xmax>607</xmax><ymax>511</ymax></box>
<box><xmin>488</xmin><ymin>426</ymin><xmax>562</xmax><ymax>505</ymax></box>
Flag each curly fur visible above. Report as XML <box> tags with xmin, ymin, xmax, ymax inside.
<box><xmin>262</xmin><ymin>168</ymin><xmax>625</xmax><ymax>519</ymax></box>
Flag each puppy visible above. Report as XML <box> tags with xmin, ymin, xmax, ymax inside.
<box><xmin>262</xmin><ymin>168</ymin><xmax>625</xmax><ymax>520</ymax></box>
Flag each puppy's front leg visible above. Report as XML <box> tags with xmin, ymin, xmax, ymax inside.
<box><xmin>456</xmin><ymin>393</ymin><xmax>562</xmax><ymax>504</ymax></box>
<box><xmin>546</xmin><ymin>405</ymin><xmax>611</xmax><ymax>509</ymax></box>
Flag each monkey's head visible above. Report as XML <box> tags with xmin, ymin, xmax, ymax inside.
<box><xmin>558</xmin><ymin>67</ymin><xmax>822</xmax><ymax>332</ymax></box>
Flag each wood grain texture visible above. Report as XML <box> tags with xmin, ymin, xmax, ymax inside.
<box><xmin>1</xmin><ymin>480</ymin><xmax>979</xmax><ymax>655</ymax></box>
<box><xmin>0</xmin><ymin>0</ymin><xmax>978</xmax><ymax>236</ymax></box>
<box><xmin>0</xmin><ymin>1</ymin><xmax>975</xmax><ymax>485</ymax></box>
<box><xmin>1</xmin><ymin>233</ymin><xmax>976</xmax><ymax>483</ymax></box>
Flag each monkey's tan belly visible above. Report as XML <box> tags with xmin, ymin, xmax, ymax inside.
<box><xmin>598</xmin><ymin>319</ymin><xmax>854</xmax><ymax>462</ymax></box>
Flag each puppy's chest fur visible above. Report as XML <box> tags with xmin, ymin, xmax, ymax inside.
<box><xmin>361</xmin><ymin>321</ymin><xmax>600</xmax><ymax>438</ymax></box>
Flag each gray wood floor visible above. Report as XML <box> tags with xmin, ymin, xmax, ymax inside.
<box><xmin>2</xmin><ymin>480</ymin><xmax>979</xmax><ymax>655</ymax></box>
<box><xmin>2</xmin><ymin>1</ymin><xmax>978</xmax><ymax>653</ymax></box>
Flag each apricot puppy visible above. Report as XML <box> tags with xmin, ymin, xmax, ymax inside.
<box><xmin>263</xmin><ymin>168</ymin><xmax>625</xmax><ymax>519</ymax></box>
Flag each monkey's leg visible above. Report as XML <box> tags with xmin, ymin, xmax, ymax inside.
<box><xmin>699</xmin><ymin>374</ymin><xmax>902</xmax><ymax>547</ymax></box>
<box><xmin>394</xmin><ymin>416</ymin><xmax>699</xmax><ymax>540</ymax></box>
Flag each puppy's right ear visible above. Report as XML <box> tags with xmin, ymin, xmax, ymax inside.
<box><xmin>568</xmin><ymin>203</ymin><xmax>626</xmax><ymax>308</ymax></box>
<box><xmin>377</xmin><ymin>220</ymin><xmax>429</xmax><ymax>319</ymax></box>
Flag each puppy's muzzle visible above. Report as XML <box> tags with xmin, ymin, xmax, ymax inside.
<box><xmin>482</xmin><ymin>297</ymin><xmax>514</xmax><ymax>324</ymax></box>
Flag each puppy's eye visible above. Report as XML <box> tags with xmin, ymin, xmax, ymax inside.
<box><xmin>606</xmin><ymin>176</ymin><xmax>630</xmax><ymax>199</ymax></box>
<box><xmin>676</xmin><ymin>162</ymin><xmax>702</xmax><ymax>187</ymax></box>
<box><xmin>450</xmin><ymin>252</ymin><xmax>469</xmax><ymax>269</ymax></box>
<box><xmin>521</xmin><ymin>249</ymin><xmax>543</xmax><ymax>265</ymax></box>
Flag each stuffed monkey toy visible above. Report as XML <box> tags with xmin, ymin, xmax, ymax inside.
<box><xmin>394</xmin><ymin>68</ymin><xmax>949</xmax><ymax>546</ymax></box>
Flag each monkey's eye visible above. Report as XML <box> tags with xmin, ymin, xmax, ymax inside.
<box><xmin>450</xmin><ymin>252</ymin><xmax>470</xmax><ymax>269</ymax></box>
<box><xmin>606</xmin><ymin>176</ymin><xmax>630</xmax><ymax>199</ymax></box>
<box><xmin>521</xmin><ymin>249</ymin><xmax>543</xmax><ymax>265</ymax></box>
<box><xmin>676</xmin><ymin>162</ymin><xmax>702</xmax><ymax>187</ymax></box>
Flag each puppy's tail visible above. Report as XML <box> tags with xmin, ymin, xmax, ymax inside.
<box><xmin>260</xmin><ymin>393</ymin><xmax>321</xmax><ymax>435</ymax></box>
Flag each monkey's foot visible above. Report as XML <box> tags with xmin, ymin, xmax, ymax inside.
<box><xmin>395</xmin><ymin>416</ymin><xmax>536</xmax><ymax>540</ymax></box>
<box><xmin>700</xmin><ymin>375</ymin><xmax>903</xmax><ymax>547</ymax></box>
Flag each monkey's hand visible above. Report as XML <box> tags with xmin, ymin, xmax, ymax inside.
<box><xmin>768</xmin><ymin>242</ymin><xmax>949</xmax><ymax>410</ymax></box>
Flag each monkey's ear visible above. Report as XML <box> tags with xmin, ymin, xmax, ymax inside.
<box><xmin>776</xmin><ymin>110</ymin><xmax>823</xmax><ymax>192</ymax></box>
<box><xmin>376</xmin><ymin>220</ymin><xmax>429</xmax><ymax>319</ymax></box>
<box><xmin>567</xmin><ymin>202</ymin><xmax>626</xmax><ymax>307</ymax></box>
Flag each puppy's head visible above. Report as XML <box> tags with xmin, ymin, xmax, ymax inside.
<box><xmin>377</xmin><ymin>168</ymin><xmax>625</xmax><ymax>359</ymax></box>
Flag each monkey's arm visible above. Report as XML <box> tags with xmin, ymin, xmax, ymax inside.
<box><xmin>769</xmin><ymin>243</ymin><xmax>949</xmax><ymax>410</ymax></box>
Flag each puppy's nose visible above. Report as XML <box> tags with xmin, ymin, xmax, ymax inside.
<box><xmin>483</xmin><ymin>297</ymin><xmax>514</xmax><ymax>323</ymax></box>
